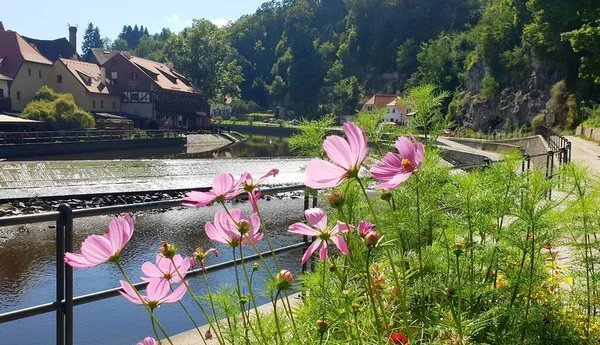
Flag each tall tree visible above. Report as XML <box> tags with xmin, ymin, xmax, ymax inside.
<box><xmin>81</xmin><ymin>22</ymin><xmax>103</xmax><ymax>57</ymax></box>
<box><xmin>164</xmin><ymin>19</ymin><xmax>243</xmax><ymax>101</ymax></box>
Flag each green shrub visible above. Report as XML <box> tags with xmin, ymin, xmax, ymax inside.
<box><xmin>230</xmin><ymin>116</ymin><xmax>238</xmax><ymax>124</ymax></box>
<box><xmin>481</xmin><ymin>74</ymin><xmax>500</xmax><ymax>98</ymax></box>
<box><xmin>531</xmin><ymin>112</ymin><xmax>547</xmax><ymax>129</ymax></box>
<box><xmin>23</xmin><ymin>86</ymin><xmax>95</xmax><ymax>129</ymax></box>
<box><xmin>247</xmin><ymin>116</ymin><xmax>254</xmax><ymax>125</ymax></box>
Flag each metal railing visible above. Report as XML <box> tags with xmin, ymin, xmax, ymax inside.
<box><xmin>0</xmin><ymin>129</ymin><xmax>184</xmax><ymax>145</ymax></box>
<box><xmin>0</xmin><ymin>184</ymin><xmax>315</xmax><ymax>345</ymax></box>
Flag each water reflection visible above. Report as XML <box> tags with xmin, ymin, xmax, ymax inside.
<box><xmin>0</xmin><ymin>196</ymin><xmax>311</xmax><ymax>345</ymax></box>
<box><xmin>5</xmin><ymin>134</ymin><xmax>291</xmax><ymax>161</ymax></box>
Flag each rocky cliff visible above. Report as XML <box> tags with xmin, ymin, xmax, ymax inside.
<box><xmin>452</xmin><ymin>56</ymin><xmax>563</xmax><ymax>131</ymax></box>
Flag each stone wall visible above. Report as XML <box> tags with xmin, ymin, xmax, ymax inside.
<box><xmin>576</xmin><ymin>126</ymin><xmax>600</xmax><ymax>141</ymax></box>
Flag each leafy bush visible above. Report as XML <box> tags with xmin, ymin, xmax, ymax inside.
<box><xmin>214</xmin><ymin>116</ymin><xmax>223</xmax><ymax>124</ymax></box>
<box><xmin>230</xmin><ymin>116</ymin><xmax>238</xmax><ymax>124</ymax></box>
<box><xmin>23</xmin><ymin>86</ymin><xmax>95</xmax><ymax>129</ymax></box>
<box><xmin>481</xmin><ymin>73</ymin><xmax>500</xmax><ymax>98</ymax></box>
<box><xmin>247</xmin><ymin>116</ymin><xmax>254</xmax><ymax>125</ymax></box>
<box><xmin>531</xmin><ymin>112</ymin><xmax>547</xmax><ymax>129</ymax></box>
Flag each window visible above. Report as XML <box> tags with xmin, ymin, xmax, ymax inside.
<box><xmin>131</xmin><ymin>72</ymin><xmax>138</xmax><ymax>80</ymax></box>
<box><xmin>93</xmin><ymin>100</ymin><xmax>96</xmax><ymax>108</ymax></box>
<box><xmin>16</xmin><ymin>91</ymin><xmax>21</xmax><ymax>100</ymax></box>
<box><xmin>130</xmin><ymin>92</ymin><xmax>139</xmax><ymax>101</ymax></box>
<box><xmin>112</xmin><ymin>101</ymin><xmax>116</xmax><ymax>109</ymax></box>
<box><xmin>57</xmin><ymin>75</ymin><xmax>63</xmax><ymax>83</ymax></box>
<box><xmin>0</xmin><ymin>89</ymin><xmax>3</xmax><ymax>98</ymax></box>
<box><xmin>39</xmin><ymin>70</ymin><xmax>42</xmax><ymax>78</ymax></box>
<box><xmin>28</xmin><ymin>68</ymin><xmax>31</xmax><ymax>76</ymax></box>
<box><xmin>392</xmin><ymin>108</ymin><xmax>395</xmax><ymax>113</ymax></box>
<box><xmin>100</xmin><ymin>101</ymin><xmax>104</xmax><ymax>109</ymax></box>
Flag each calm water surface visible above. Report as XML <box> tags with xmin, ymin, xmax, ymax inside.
<box><xmin>0</xmin><ymin>197</ymin><xmax>310</xmax><ymax>344</ymax></box>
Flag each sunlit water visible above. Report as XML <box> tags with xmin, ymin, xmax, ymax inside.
<box><xmin>0</xmin><ymin>197</ymin><xmax>312</xmax><ymax>344</ymax></box>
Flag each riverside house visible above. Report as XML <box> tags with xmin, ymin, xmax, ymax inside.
<box><xmin>88</xmin><ymin>49</ymin><xmax>209</xmax><ymax>129</ymax></box>
<box><xmin>362</xmin><ymin>94</ymin><xmax>412</xmax><ymax>125</ymax></box>
<box><xmin>0</xmin><ymin>22</ymin><xmax>54</xmax><ymax>111</ymax></box>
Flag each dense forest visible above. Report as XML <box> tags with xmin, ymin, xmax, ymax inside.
<box><xmin>86</xmin><ymin>0</ymin><xmax>600</xmax><ymax>130</ymax></box>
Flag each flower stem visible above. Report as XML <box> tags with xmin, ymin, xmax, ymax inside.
<box><xmin>201</xmin><ymin>270</ymin><xmax>223</xmax><ymax>340</ymax></box>
<box><xmin>387</xmin><ymin>198</ymin><xmax>409</xmax><ymax>331</ymax></box>
<box><xmin>232</xmin><ymin>248</ymin><xmax>253</xmax><ymax>345</ymax></box>
<box><xmin>151</xmin><ymin>315</ymin><xmax>161</xmax><ymax>345</ymax></box>
<box><xmin>177</xmin><ymin>297</ymin><xmax>207</xmax><ymax>345</ymax></box>
<box><xmin>115</xmin><ymin>261</ymin><xmax>173</xmax><ymax>345</ymax></box>
<box><xmin>273</xmin><ymin>290</ymin><xmax>286</xmax><ymax>344</ymax></box>
<box><xmin>239</xmin><ymin>247</ymin><xmax>269</xmax><ymax>344</ymax></box>
<box><xmin>415</xmin><ymin>174</ymin><xmax>425</xmax><ymax>318</ymax></box>
<box><xmin>366</xmin><ymin>249</ymin><xmax>384</xmax><ymax>345</ymax></box>
<box><xmin>169</xmin><ymin>258</ymin><xmax>225</xmax><ymax>345</ymax></box>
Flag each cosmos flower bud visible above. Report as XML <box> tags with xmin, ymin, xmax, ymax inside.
<box><xmin>253</xmin><ymin>263</ymin><xmax>260</xmax><ymax>271</ymax></box>
<box><xmin>364</xmin><ymin>231</ymin><xmax>379</xmax><ymax>247</ymax></box>
<box><xmin>276</xmin><ymin>269</ymin><xmax>293</xmax><ymax>290</ymax></box>
<box><xmin>159</xmin><ymin>241</ymin><xmax>177</xmax><ymax>258</ymax></box>
<box><xmin>237</xmin><ymin>219</ymin><xmax>251</xmax><ymax>234</ymax></box>
<box><xmin>316</xmin><ymin>320</ymin><xmax>328</xmax><ymax>333</ymax></box>
<box><xmin>452</xmin><ymin>243</ymin><xmax>466</xmax><ymax>256</ymax></box>
<box><xmin>327</xmin><ymin>192</ymin><xmax>344</xmax><ymax>208</ymax></box>
<box><xmin>379</xmin><ymin>189</ymin><xmax>392</xmax><ymax>201</ymax></box>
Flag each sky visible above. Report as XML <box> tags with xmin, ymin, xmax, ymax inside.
<box><xmin>2</xmin><ymin>0</ymin><xmax>266</xmax><ymax>52</ymax></box>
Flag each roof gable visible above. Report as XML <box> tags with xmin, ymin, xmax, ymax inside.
<box><xmin>58</xmin><ymin>58</ymin><xmax>112</xmax><ymax>95</ymax></box>
<box><xmin>365</xmin><ymin>94</ymin><xmax>398</xmax><ymax>110</ymax></box>
<box><xmin>0</xmin><ymin>30</ymin><xmax>52</xmax><ymax>78</ymax></box>
<box><xmin>22</xmin><ymin>36</ymin><xmax>78</xmax><ymax>62</ymax></box>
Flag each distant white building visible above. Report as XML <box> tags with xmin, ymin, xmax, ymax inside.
<box><xmin>361</xmin><ymin>94</ymin><xmax>412</xmax><ymax>125</ymax></box>
<box><xmin>210</xmin><ymin>96</ymin><xmax>233</xmax><ymax>118</ymax></box>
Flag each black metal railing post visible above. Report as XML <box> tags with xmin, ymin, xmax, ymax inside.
<box><xmin>56</xmin><ymin>206</ymin><xmax>66</xmax><ymax>345</ymax></box>
<box><xmin>63</xmin><ymin>205</ymin><xmax>74</xmax><ymax>345</ymax></box>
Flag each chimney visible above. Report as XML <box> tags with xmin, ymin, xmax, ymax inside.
<box><xmin>100</xmin><ymin>67</ymin><xmax>107</xmax><ymax>85</ymax></box>
<box><xmin>0</xmin><ymin>21</ymin><xmax>5</xmax><ymax>31</ymax></box>
<box><xmin>69</xmin><ymin>26</ymin><xmax>77</xmax><ymax>51</ymax></box>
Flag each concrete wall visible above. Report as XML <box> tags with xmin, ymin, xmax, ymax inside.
<box><xmin>576</xmin><ymin>126</ymin><xmax>600</xmax><ymax>141</ymax></box>
<box><xmin>0</xmin><ymin>137</ymin><xmax>184</xmax><ymax>159</ymax></box>
<box><xmin>448</xmin><ymin>136</ymin><xmax>550</xmax><ymax>169</ymax></box>
<box><xmin>10</xmin><ymin>61</ymin><xmax>53</xmax><ymax>110</ymax></box>
<box><xmin>50</xmin><ymin>61</ymin><xmax>121</xmax><ymax>113</ymax></box>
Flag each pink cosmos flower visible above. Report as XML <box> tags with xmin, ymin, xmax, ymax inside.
<box><xmin>239</xmin><ymin>169</ymin><xmax>279</xmax><ymax>212</ymax></box>
<box><xmin>119</xmin><ymin>278</ymin><xmax>187</xmax><ymax>309</ymax></box>
<box><xmin>191</xmin><ymin>248</ymin><xmax>219</xmax><ymax>273</ymax></box>
<box><xmin>305</xmin><ymin>122</ymin><xmax>368</xmax><ymax>189</ymax></box>
<box><xmin>141</xmin><ymin>254</ymin><xmax>191</xmax><ymax>284</ymax></box>
<box><xmin>64</xmin><ymin>215</ymin><xmax>134</xmax><ymax>268</ymax></box>
<box><xmin>137</xmin><ymin>337</ymin><xmax>158</xmax><ymax>345</ymax></box>
<box><xmin>182</xmin><ymin>173</ymin><xmax>241</xmax><ymax>207</ymax></box>
<box><xmin>357</xmin><ymin>220</ymin><xmax>375</xmax><ymax>238</ymax></box>
<box><xmin>288</xmin><ymin>208</ymin><xmax>350</xmax><ymax>264</ymax></box>
<box><xmin>370</xmin><ymin>134</ymin><xmax>424</xmax><ymax>190</ymax></box>
<box><xmin>205</xmin><ymin>209</ymin><xmax>264</xmax><ymax>247</ymax></box>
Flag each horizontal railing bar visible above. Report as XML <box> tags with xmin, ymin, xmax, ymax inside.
<box><xmin>0</xmin><ymin>241</ymin><xmax>307</xmax><ymax>323</ymax></box>
<box><xmin>0</xmin><ymin>301</ymin><xmax>60</xmax><ymax>324</ymax></box>
<box><xmin>0</xmin><ymin>185</ymin><xmax>306</xmax><ymax>226</ymax></box>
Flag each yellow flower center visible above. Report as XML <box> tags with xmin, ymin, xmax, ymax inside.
<box><xmin>401</xmin><ymin>158</ymin><xmax>415</xmax><ymax>172</ymax></box>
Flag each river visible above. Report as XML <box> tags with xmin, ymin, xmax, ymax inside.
<box><xmin>0</xmin><ymin>129</ymin><xmax>307</xmax><ymax>344</ymax></box>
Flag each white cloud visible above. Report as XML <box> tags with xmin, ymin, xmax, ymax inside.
<box><xmin>162</xmin><ymin>14</ymin><xmax>193</xmax><ymax>31</ymax></box>
<box><xmin>211</xmin><ymin>18</ymin><xmax>230</xmax><ymax>28</ymax></box>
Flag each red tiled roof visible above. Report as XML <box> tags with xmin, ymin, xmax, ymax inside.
<box><xmin>128</xmin><ymin>56</ymin><xmax>197</xmax><ymax>94</ymax></box>
<box><xmin>0</xmin><ymin>30</ymin><xmax>52</xmax><ymax>78</ymax></box>
<box><xmin>59</xmin><ymin>58</ymin><xmax>111</xmax><ymax>95</ymax></box>
<box><xmin>364</xmin><ymin>94</ymin><xmax>398</xmax><ymax>110</ymax></box>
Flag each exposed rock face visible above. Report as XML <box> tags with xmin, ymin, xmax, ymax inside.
<box><xmin>454</xmin><ymin>56</ymin><xmax>562</xmax><ymax>131</ymax></box>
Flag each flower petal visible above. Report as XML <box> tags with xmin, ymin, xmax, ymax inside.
<box><xmin>330</xmin><ymin>235</ymin><xmax>349</xmax><ymax>255</ymax></box>
<box><xmin>319</xmin><ymin>241</ymin><xmax>328</xmax><ymax>261</ymax></box>
<box><xmin>182</xmin><ymin>191</ymin><xmax>216</xmax><ymax>207</ymax></box>
<box><xmin>323</xmin><ymin>135</ymin><xmax>353</xmax><ymax>170</ymax></box>
<box><xmin>344</xmin><ymin>122</ymin><xmax>368</xmax><ymax>168</ymax></box>
<box><xmin>162</xmin><ymin>282</ymin><xmax>188</xmax><ymax>304</ymax></box>
<box><xmin>302</xmin><ymin>239</ymin><xmax>322</xmax><ymax>264</ymax></box>
<box><xmin>288</xmin><ymin>222</ymin><xmax>319</xmax><ymax>236</ymax></box>
<box><xmin>119</xmin><ymin>280</ymin><xmax>144</xmax><ymax>305</ymax></box>
<box><xmin>305</xmin><ymin>159</ymin><xmax>348</xmax><ymax>189</ymax></box>
<box><xmin>304</xmin><ymin>208</ymin><xmax>327</xmax><ymax>230</ymax></box>
<box><xmin>395</xmin><ymin>136</ymin><xmax>416</xmax><ymax>162</ymax></box>
<box><xmin>375</xmin><ymin>172</ymin><xmax>412</xmax><ymax>190</ymax></box>
<box><xmin>64</xmin><ymin>252</ymin><xmax>98</xmax><ymax>268</ymax></box>
<box><xmin>212</xmin><ymin>173</ymin><xmax>235</xmax><ymax>196</ymax></box>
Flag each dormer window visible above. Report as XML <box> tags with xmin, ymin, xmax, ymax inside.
<box><xmin>76</xmin><ymin>70</ymin><xmax>92</xmax><ymax>85</ymax></box>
